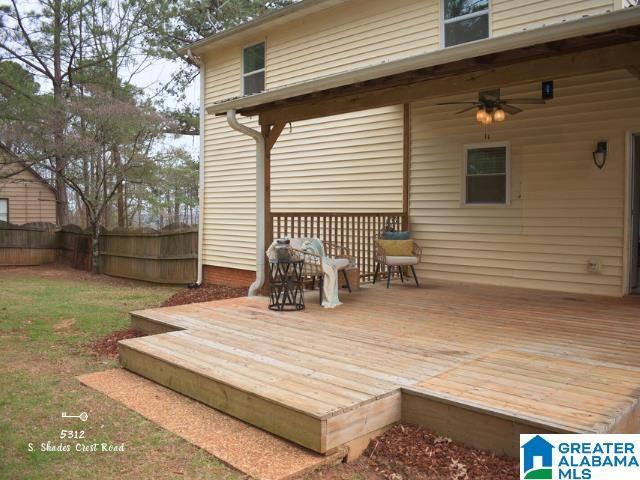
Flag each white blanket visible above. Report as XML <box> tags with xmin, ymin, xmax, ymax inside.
<box><xmin>298</xmin><ymin>238</ymin><xmax>341</xmax><ymax>308</ymax></box>
<box><xmin>319</xmin><ymin>254</ymin><xmax>342</xmax><ymax>309</ymax></box>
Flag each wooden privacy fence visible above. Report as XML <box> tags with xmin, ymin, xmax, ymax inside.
<box><xmin>100</xmin><ymin>229</ymin><xmax>198</xmax><ymax>284</ymax></box>
<box><xmin>269</xmin><ymin>212</ymin><xmax>408</xmax><ymax>280</ymax></box>
<box><xmin>0</xmin><ymin>223</ymin><xmax>198</xmax><ymax>284</ymax></box>
<box><xmin>58</xmin><ymin>225</ymin><xmax>93</xmax><ymax>271</ymax></box>
<box><xmin>0</xmin><ymin>222</ymin><xmax>58</xmax><ymax>265</ymax></box>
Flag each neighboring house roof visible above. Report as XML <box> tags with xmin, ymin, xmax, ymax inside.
<box><xmin>179</xmin><ymin>0</ymin><xmax>347</xmax><ymax>56</ymax></box>
<box><xmin>206</xmin><ymin>7</ymin><xmax>640</xmax><ymax>116</ymax></box>
<box><xmin>0</xmin><ymin>142</ymin><xmax>56</xmax><ymax>194</ymax></box>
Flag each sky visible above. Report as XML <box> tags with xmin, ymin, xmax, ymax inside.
<box><xmin>4</xmin><ymin>0</ymin><xmax>202</xmax><ymax>159</ymax></box>
<box><xmin>135</xmin><ymin>59</ymin><xmax>201</xmax><ymax>158</ymax></box>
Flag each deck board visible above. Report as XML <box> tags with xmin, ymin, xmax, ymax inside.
<box><xmin>122</xmin><ymin>280</ymin><xmax>640</xmax><ymax>455</ymax></box>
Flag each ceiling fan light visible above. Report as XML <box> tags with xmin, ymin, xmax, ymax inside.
<box><xmin>493</xmin><ymin>108</ymin><xmax>506</xmax><ymax>122</ymax></box>
<box><xmin>482</xmin><ymin>113</ymin><xmax>493</xmax><ymax>125</ymax></box>
<box><xmin>476</xmin><ymin>107</ymin><xmax>487</xmax><ymax>123</ymax></box>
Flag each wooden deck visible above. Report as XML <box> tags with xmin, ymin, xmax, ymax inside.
<box><xmin>120</xmin><ymin>281</ymin><xmax>640</xmax><ymax>456</ymax></box>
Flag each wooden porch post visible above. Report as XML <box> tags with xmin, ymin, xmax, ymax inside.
<box><xmin>261</xmin><ymin>124</ymin><xmax>272</xmax><ymax>250</ymax></box>
<box><xmin>403</xmin><ymin>103</ymin><xmax>411</xmax><ymax>231</ymax></box>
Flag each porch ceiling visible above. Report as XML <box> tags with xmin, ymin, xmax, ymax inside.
<box><xmin>207</xmin><ymin>8</ymin><xmax>640</xmax><ymax>125</ymax></box>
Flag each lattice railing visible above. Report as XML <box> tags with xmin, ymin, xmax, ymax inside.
<box><xmin>269</xmin><ymin>212</ymin><xmax>408</xmax><ymax>280</ymax></box>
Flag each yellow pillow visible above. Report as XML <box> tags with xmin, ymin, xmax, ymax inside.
<box><xmin>377</xmin><ymin>239</ymin><xmax>413</xmax><ymax>256</ymax></box>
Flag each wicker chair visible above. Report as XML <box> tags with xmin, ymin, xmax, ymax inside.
<box><xmin>373</xmin><ymin>239</ymin><xmax>422</xmax><ymax>288</ymax></box>
<box><xmin>289</xmin><ymin>240</ymin><xmax>354</xmax><ymax>304</ymax></box>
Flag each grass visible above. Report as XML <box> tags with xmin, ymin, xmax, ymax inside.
<box><xmin>0</xmin><ymin>268</ymin><xmax>242</xmax><ymax>480</ymax></box>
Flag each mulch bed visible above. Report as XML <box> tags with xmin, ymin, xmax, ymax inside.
<box><xmin>89</xmin><ymin>328</ymin><xmax>145</xmax><ymax>358</ymax></box>
<box><xmin>361</xmin><ymin>424</ymin><xmax>519</xmax><ymax>480</ymax></box>
<box><xmin>161</xmin><ymin>283</ymin><xmax>247</xmax><ymax>307</ymax></box>
<box><xmin>89</xmin><ymin>283</ymin><xmax>246</xmax><ymax>358</ymax></box>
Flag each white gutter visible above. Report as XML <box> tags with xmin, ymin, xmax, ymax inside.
<box><xmin>226</xmin><ymin>110</ymin><xmax>266</xmax><ymax>297</ymax></box>
<box><xmin>206</xmin><ymin>7</ymin><xmax>640</xmax><ymax>116</ymax></box>
<box><xmin>189</xmin><ymin>49</ymin><xmax>206</xmax><ymax>286</ymax></box>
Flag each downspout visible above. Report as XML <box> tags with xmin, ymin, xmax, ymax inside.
<box><xmin>189</xmin><ymin>49</ymin><xmax>205</xmax><ymax>287</ymax></box>
<box><xmin>226</xmin><ymin>110</ymin><xmax>266</xmax><ymax>296</ymax></box>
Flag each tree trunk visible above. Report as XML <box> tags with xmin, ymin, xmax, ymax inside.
<box><xmin>91</xmin><ymin>222</ymin><xmax>100</xmax><ymax>274</ymax></box>
<box><xmin>102</xmin><ymin>150</ymin><xmax>109</xmax><ymax>228</ymax></box>
<box><xmin>52</xmin><ymin>0</ymin><xmax>68</xmax><ymax>225</ymax></box>
<box><xmin>114</xmin><ymin>146</ymin><xmax>125</xmax><ymax>227</ymax></box>
<box><xmin>174</xmin><ymin>189</ymin><xmax>180</xmax><ymax>224</ymax></box>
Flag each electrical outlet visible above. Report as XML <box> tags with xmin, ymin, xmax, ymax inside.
<box><xmin>587</xmin><ymin>258</ymin><xmax>602</xmax><ymax>273</ymax></box>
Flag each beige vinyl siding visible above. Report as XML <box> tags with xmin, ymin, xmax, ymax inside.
<box><xmin>0</xmin><ymin>163</ymin><xmax>56</xmax><ymax>225</ymax></box>
<box><xmin>266</xmin><ymin>0</ymin><xmax>439</xmax><ymax>88</ymax></box>
<box><xmin>202</xmin><ymin>107</ymin><xmax>404</xmax><ymax>270</ymax></box>
<box><xmin>201</xmin><ymin>115</ymin><xmax>258</xmax><ymax>270</ymax></box>
<box><xmin>410</xmin><ymin>69</ymin><xmax>639</xmax><ymax>296</ymax></box>
<box><xmin>271</xmin><ymin>107</ymin><xmax>403</xmax><ymax>212</ymax></box>
<box><xmin>201</xmin><ymin>0</ymin><xmax>429</xmax><ymax>269</ymax></box>
<box><xmin>492</xmin><ymin>0</ymin><xmax>615</xmax><ymax>36</ymax></box>
<box><xmin>200</xmin><ymin>0</ymin><xmax>626</xmax><ymax>277</ymax></box>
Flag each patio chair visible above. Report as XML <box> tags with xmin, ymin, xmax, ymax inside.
<box><xmin>289</xmin><ymin>238</ymin><xmax>354</xmax><ymax>304</ymax></box>
<box><xmin>374</xmin><ymin>238</ymin><xmax>422</xmax><ymax>288</ymax></box>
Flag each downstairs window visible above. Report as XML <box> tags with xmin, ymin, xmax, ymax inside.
<box><xmin>464</xmin><ymin>143</ymin><xmax>509</xmax><ymax>205</ymax></box>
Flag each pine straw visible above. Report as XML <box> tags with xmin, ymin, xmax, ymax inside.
<box><xmin>89</xmin><ymin>328</ymin><xmax>145</xmax><ymax>357</ymax></box>
<box><xmin>161</xmin><ymin>283</ymin><xmax>247</xmax><ymax>307</ymax></box>
<box><xmin>89</xmin><ymin>284</ymin><xmax>246</xmax><ymax>358</ymax></box>
<box><xmin>362</xmin><ymin>424</ymin><xmax>519</xmax><ymax>480</ymax></box>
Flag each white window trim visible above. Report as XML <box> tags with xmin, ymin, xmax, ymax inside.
<box><xmin>441</xmin><ymin>0</ymin><xmax>492</xmax><ymax>48</ymax></box>
<box><xmin>462</xmin><ymin>142</ymin><xmax>511</xmax><ymax>206</ymax></box>
<box><xmin>241</xmin><ymin>41</ymin><xmax>266</xmax><ymax>96</ymax></box>
<box><xmin>0</xmin><ymin>198</ymin><xmax>8</xmax><ymax>222</ymax></box>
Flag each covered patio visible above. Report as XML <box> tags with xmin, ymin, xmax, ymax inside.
<box><xmin>121</xmin><ymin>280</ymin><xmax>640</xmax><ymax>457</ymax></box>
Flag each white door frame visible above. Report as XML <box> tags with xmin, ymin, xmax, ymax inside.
<box><xmin>623</xmin><ymin>129</ymin><xmax>640</xmax><ymax>294</ymax></box>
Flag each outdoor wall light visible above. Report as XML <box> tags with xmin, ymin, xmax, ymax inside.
<box><xmin>592</xmin><ymin>141</ymin><xmax>608</xmax><ymax>169</ymax></box>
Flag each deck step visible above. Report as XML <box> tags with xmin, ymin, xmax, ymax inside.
<box><xmin>119</xmin><ymin>332</ymin><xmax>401</xmax><ymax>453</ymax></box>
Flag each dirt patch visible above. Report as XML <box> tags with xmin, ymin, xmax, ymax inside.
<box><xmin>89</xmin><ymin>329</ymin><xmax>145</xmax><ymax>358</ymax></box>
<box><xmin>53</xmin><ymin>317</ymin><xmax>76</xmax><ymax>332</ymax></box>
<box><xmin>162</xmin><ymin>283</ymin><xmax>247</xmax><ymax>307</ymax></box>
<box><xmin>0</xmin><ymin>263</ymin><xmax>173</xmax><ymax>287</ymax></box>
<box><xmin>306</xmin><ymin>424</ymin><xmax>519</xmax><ymax>480</ymax></box>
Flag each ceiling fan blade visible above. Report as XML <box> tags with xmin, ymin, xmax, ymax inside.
<box><xmin>501</xmin><ymin>104</ymin><xmax>523</xmax><ymax>115</ymax></box>
<box><xmin>435</xmin><ymin>101</ymin><xmax>479</xmax><ymax>105</ymax></box>
<box><xmin>455</xmin><ymin>105</ymin><xmax>479</xmax><ymax>114</ymax></box>
<box><xmin>500</xmin><ymin>98</ymin><xmax>546</xmax><ymax>104</ymax></box>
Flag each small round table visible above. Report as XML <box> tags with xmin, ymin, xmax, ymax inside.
<box><xmin>268</xmin><ymin>259</ymin><xmax>305</xmax><ymax>311</ymax></box>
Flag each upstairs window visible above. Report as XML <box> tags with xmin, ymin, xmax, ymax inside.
<box><xmin>464</xmin><ymin>143</ymin><xmax>509</xmax><ymax>205</ymax></box>
<box><xmin>0</xmin><ymin>199</ymin><xmax>7</xmax><ymax>222</ymax></box>
<box><xmin>243</xmin><ymin>42</ymin><xmax>265</xmax><ymax>95</ymax></box>
<box><xmin>443</xmin><ymin>0</ymin><xmax>490</xmax><ymax>47</ymax></box>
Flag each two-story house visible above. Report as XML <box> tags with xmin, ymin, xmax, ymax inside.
<box><xmin>183</xmin><ymin>0</ymin><xmax>640</xmax><ymax>296</ymax></box>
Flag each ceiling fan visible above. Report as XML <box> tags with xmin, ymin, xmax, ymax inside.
<box><xmin>436</xmin><ymin>89</ymin><xmax>545</xmax><ymax>124</ymax></box>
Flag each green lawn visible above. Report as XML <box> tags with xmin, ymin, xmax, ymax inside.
<box><xmin>0</xmin><ymin>268</ymin><xmax>241</xmax><ymax>480</ymax></box>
